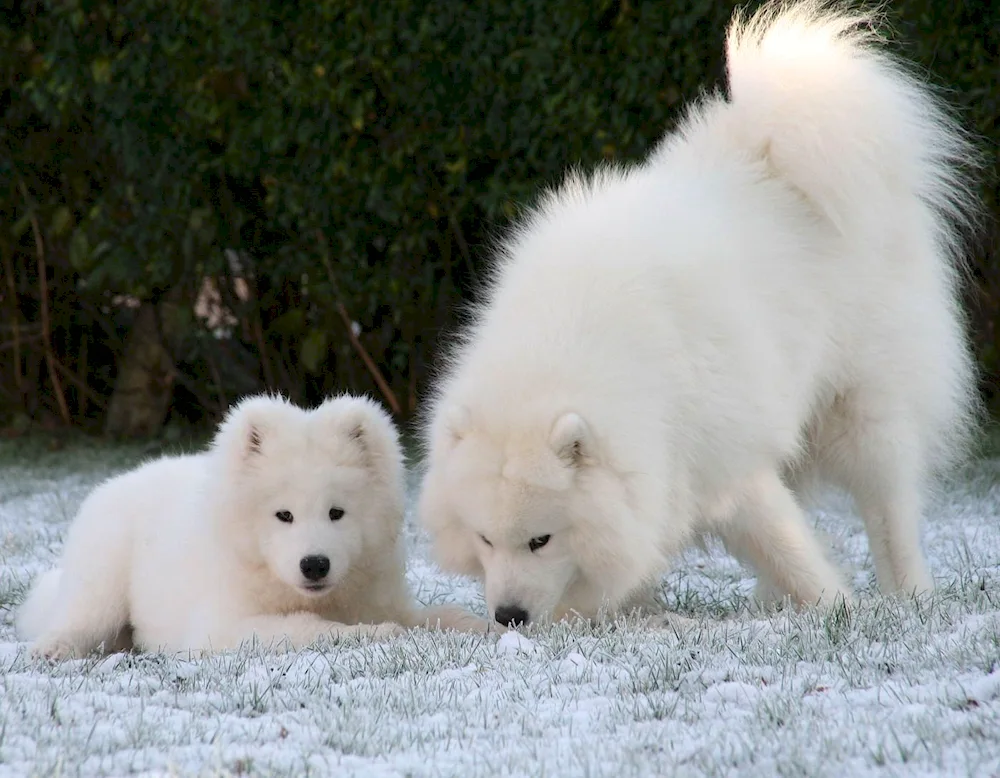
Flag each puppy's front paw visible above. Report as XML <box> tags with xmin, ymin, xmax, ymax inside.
<box><xmin>366</xmin><ymin>622</ymin><xmax>406</xmax><ymax>641</ymax></box>
<box><xmin>420</xmin><ymin>605</ymin><xmax>502</xmax><ymax>634</ymax></box>
<box><xmin>456</xmin><ymin>614</ymin><xmax>506</xmax><ymax>635</ymax></box>
<box><xmin>643</xmin><ymin>612</ymin><xmax>699</xmax><ymax>632</ymax></box>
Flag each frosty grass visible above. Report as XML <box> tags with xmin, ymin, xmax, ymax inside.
<box><xmin>0</xmin><ymin>437</ymin><xmax>998</xmax><ymax>777</ymax></box>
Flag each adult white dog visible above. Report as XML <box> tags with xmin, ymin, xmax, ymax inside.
<box><xmin>18</xmin><ymin>394</ymin><xmax>488</xmax><ymax>658</ymax></box>
<box><xmin>418</xmin><ymin>1</ymin><xmax>981</xmax><ymax>628</ymax></box>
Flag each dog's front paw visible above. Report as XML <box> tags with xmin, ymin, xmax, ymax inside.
<box><xmin>753</xmin><ymin>577</ymin><xmax>789</xmax><ymax>610</ymax></box>
<box><xmin>31</xmin><ymin>637</ymin><xmax>81</xmax><ymax>661</ymax></box>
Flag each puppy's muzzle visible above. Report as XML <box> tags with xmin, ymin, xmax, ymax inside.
<box><xmin>299</xmin><ymin>554</ymin><xmax>331</xmax><ymax>582</ymax></box>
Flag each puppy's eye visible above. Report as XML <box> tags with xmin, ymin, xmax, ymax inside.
<box><xmin>275</xmin><ymin>510</ymin><xmax>293</xmax><ymax>523</ymax></box>
<box><xmin>479</xmin><ymin>534</ymin><xmax>493</xmax><ymax>548</ymax></box>
<box><xmin>528</xmin><ymin>534</ymin><xmax>551</xmax><ymax>552</ymax></box>
<box><xmin>329</xmin><ymin>507</ymin><xmax>345</xmax><ymax>522</ymax></box>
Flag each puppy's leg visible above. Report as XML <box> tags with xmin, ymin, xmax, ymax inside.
<box><xmin>32</xmin><ymin>573</ymin><xmax>130</xmax><ymax>661</ymax></box>
<box><xmin>411</xmin><ymin>604</ymin><xmax>500</xmax><ymax>634</ymax></box>
<box><xmin>218</xmin><ymin>613</ymin><xmax>404</xmax><ymax>652</ymax></box>
<box><xmin>32</xmin><ymin>510</ymin><xmax>132</xmax><ymax>660</ymax></box>
<box><xmin>718</xmin><ymin>469</ymin><xmax>852</xmax><ymax>607</ymax></box>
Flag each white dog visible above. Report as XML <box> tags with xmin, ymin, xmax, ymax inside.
<box><xmin>418</xmin><ymin>1</ymin><xmax>981</xmax><ymax>628</ymax></box>
<box><xmin>18</xmin><ymin>394</ymin><xmax>488</xmax><ymax>658</ymax></box>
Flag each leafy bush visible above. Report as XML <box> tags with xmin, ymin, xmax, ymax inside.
<box><xmin>1</xmin><ymin>0</ymin><xmax>997</xmax><ymax>433</ymax></box>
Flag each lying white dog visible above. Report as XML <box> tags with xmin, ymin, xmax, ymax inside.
<box><xmin>18</xmin><ymin>394</ymin><xmax>488</xmax><ymax>658</ymax></box>
<box><xmin>418</xmin><ymin>1</ymin><xmax>981</xmax><ymax>628</ymax></box>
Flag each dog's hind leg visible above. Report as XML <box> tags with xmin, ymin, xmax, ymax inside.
<box><xmin>717</xmin><ymin>469</ymin><xmax>852</xmax><ymax>607</ymax></box>
<box><xmin>854</xmin><ymin>478</ymin><xmax>933</xmax><ymax>596</ymax></box>
<box><xmin>815</xmin><ymin>399</ymin><xmax>935</xmax><ymax>596</ymax></box>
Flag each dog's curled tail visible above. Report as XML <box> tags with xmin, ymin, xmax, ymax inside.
<box><xmin>724</xmin><ymin>1</ymin><xmax>981</xmax><ymax>256</ymax></box>
<box><xmin>15</xmin><ymin>569</ymin><xmax>61</xmax><ymax>640</ymax></box>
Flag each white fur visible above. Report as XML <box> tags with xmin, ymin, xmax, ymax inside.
<box><xmin>418</xmin><ymin>1</ymin><xmax>981</xmax><ymax>627</ymax></box>
<box><xmin>18</xmin><ymin>394</ymin><xmax>490</xmax><ymax>659</ymax></box>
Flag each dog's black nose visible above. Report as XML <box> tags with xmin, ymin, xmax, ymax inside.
<box><xmin>495</xmin><ymin>604</ymin><xmax>529</xmax><ymax>628</ymax></box>
<box><xmin>300</xmin><ymin>555</ymin><xmax>331</xmax><ymax>581</ymax></box>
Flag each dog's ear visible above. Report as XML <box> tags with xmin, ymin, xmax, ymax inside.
<box><xmin>549</xmin><ymin>412</ymin><xmax>594</xmax><ymax>467</ymax></box>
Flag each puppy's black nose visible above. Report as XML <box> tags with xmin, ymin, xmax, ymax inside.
<box><xmin>495</xmin><ymin>604</ymin><xmax>529</xmax><ymax>628</ymax></box>
<box><xmin>300</xmin><ymin>555</ymin><xmax>331</xmax><ymax>581</ymax></box>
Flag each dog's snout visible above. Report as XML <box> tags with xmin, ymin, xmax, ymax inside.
<box><xmin>299</xmin><ymin>555</ymin><xmax>331</xmax><ymax>581</ymax></box>
<box><xmin>495</xmin><ymin>604</ymin><xmax>529</xmax><ymax>628</ymax></box>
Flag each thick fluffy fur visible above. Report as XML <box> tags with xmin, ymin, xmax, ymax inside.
<box><xmin>418</xmin><ymin>1</ymin><xmax>981</xmax><ymax>627</ymax></box>
<box><xmin>18</xmin><ymin>394</ymin><xmax>488</xmax><ymax>659</ymax></box>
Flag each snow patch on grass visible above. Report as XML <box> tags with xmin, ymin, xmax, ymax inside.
<box><xmin>0</xmin><ymin>442</ymin><xmax>998</xmax><ymax>777</ymax></box>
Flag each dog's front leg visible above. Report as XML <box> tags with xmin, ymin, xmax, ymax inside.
<box><xmin>717</xmin><ymin>469</ymin><xmax>853</xmax><ymax>608</ymax></box>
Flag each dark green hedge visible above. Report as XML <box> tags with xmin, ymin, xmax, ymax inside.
<box><xmin>2</xmin><ymin>0</ymin><xmax>998</xmax><ymax>433</ymax></box>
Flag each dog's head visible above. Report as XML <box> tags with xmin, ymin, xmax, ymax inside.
<box><xmin>212</xmin><ymin>394</ymin><xmax>404</xmax><ymax>596</ymax></box>
<box><xmin>419</xmin><ymin>405</ymin><xmax>657</xmax><ymax>628</ymax></box>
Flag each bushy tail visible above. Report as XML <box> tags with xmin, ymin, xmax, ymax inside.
<box><xmin>724</xmin><ymin>1</ymin><xmax>980</xmax><ymax>254</ymax></box>
<box><xmin>720</xmin><ymin>1</ymin><xmax>983</xmax><ymax>471</ymax></box>
<box><xmin>15</xmin><ymin>569</ymin><xmax>61</xmax><ymax>640</ymax></box>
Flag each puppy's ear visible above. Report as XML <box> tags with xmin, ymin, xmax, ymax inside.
<box><xmin>318</xmin><ymin>395</ymin><xmax>404</xmax><ymax>475</ymax></box>
<box><xmin>549</xmin><ymin>412</ymin><xmax>594</xmax><ymax>467</ymax></box>
<box><xmin>213</xmin><ymin>394</ymin><xmax>290</xmax><ymax>467</ymax></box>
<box><xmin>246</xmin><ymin>424</ymin><xmax>263</xmax><ymax>457</ymax></box>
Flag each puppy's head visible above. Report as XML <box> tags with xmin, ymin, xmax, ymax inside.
<box><xmin>212</xmin><ymin>394</ymin><xmax>404</xmax><ymax>596</ymax></box>
<box><xmin>419</xmin><ymin>405</ymin><xmax>649</xmax><ymax>628</ymax></box>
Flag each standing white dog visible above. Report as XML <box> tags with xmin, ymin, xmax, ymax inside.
<box><xmin>418</xmin><ymin>1</ymin><xmax>981</xmax><ymax>628</ymax></box>
<box><xmin>18</xmin><ymin>394</ymin><xmax>488</xmax><ymax>658</ymax></box>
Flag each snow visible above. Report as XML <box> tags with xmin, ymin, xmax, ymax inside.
<box><xmin>1</xmin><ymin>443</ymin><xmax>998</xmax><ymax>777</ymax></box>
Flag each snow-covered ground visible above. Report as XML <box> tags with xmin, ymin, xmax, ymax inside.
<box><xmin>1</xmin><ymin>439</ymin><xmax>998</xmax><ymax>777</ymax></box>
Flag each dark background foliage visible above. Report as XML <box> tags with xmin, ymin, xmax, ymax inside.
<box><xmin>1</xmin><ymin>0</ymin><xmax>998</xmax><ymax>437</ymax></box>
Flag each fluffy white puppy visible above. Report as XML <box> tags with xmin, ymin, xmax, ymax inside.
<box><xmin>418</xmin><ymin>1</ymin><xmax>981</xmax><ymax>628</ymax></box>
<box><xmin>18</xmin><ymin>394</ymin><xmax>488</xmax><ymax>658</ymax></box>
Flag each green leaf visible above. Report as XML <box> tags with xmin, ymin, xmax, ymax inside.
<box><xmin>91</xmin><ymin>57</ymin><xmax>112</xmax><ymax>84</ymax></box>
<box><xmin>51</xmin><ymin>206</ymin><xmax>74</xmax><ymax>237</ymax></box>
<box><xmin>300</xmin><ymin>329</ymin><xmax>328</xmax><ymax>374</ymax></box>
<box><xmin>69</xmin><ymin>230</ymin><xmax>90</xmax><ymax>271</ymax></box>
<box><xmin>270</xmin><ymin>308</ymin><xmax>306</xmax><ymax>335</ymax></box>
<box><xmin>11</xmin><ymin>215</ymin><xmax>31</xmax><ymax>239</ymax></box>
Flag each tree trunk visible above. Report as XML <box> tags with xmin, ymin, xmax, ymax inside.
<box><xmin>104</xmin><ymin>297</ymin><xmax>184</xmax><ymax>438</ymax></box>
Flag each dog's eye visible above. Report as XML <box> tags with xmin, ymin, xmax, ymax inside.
<box><xmin>479</xmin><ymin>534</ymin><xmax>493</xmax><ymax>548</ymax></box>
<box><xmin>329</xmin><ymin>507</ymin><xmax>345</xmax><ymax>522</ymax></box>
<box><xmin>275</xmin><ymin>510</ymin><xmax>293</xmax><ymax>523</ymax></box>
<box><xmin>528</xmin><ymin>534</ymin><xmax>551</xmax><ymax>552</ymax></box>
